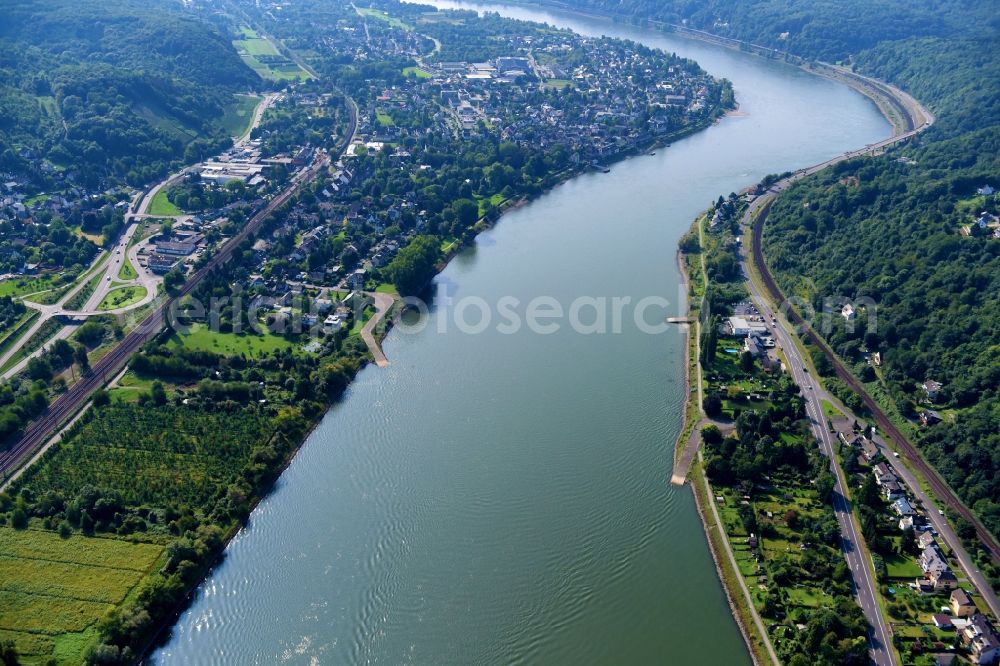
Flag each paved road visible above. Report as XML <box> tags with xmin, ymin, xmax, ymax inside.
<box><xmin>742</xmin><ymin>250</ymin><xmax>897</xmax><ymax>666</ymax></box>
<box><xmin>81</xmin><ymin>216</ymin><xmax>161</xmax><ymax>313</ymax></box>
<box><xmin>0</xmin><ymin>151</ymin><xmax>334</xmax><ymax>483</ymax></box>
<box><xmin>727</xmin><ymin>76</ymin><xmax>935</xmax><ymax>664</ymax></box>
<box><xmin>742</xmin><ymin>70</ymin><xmax>1000</xmax><ymax>625</ymax></box>
<box><xmin>235</xmin><ymin>93</ymin><xmax>278</xmax><ymax>146</ymax></box>
<box><xmin>0</xmin><ymin>91</ymin><xmax>357</xmax><ymax>483</ymax></box>
<box><xmin>746</xmin><ymin>173</ymin><xmax>1000</xmax><ymax>624</ymax></box>
<box><xmin>0</xmin><ymin>93</ymin><xmax>282</xmax><ymax>382</ymax></box>
<box><xmin>870</xmin><ymin>432</ymin><xmax>1000</xmax><ymax>619</ymax></box>
<box><xmin>0</xmin><ymin>252</ymin><xmax>111</xmax><ymax>378</ymax></box>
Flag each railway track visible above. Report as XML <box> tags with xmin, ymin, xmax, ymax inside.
<box><xmin>750</xmin><ymin>198</ymin><xmax>1000</xmax><ymax>564</ymax></box>
<box><xmin>0</xmin><ymin>162</ymin><xmax>317</xmax><ymax>479</ymax></box>
<box><xmin>0</xmin><ymin>99</ymin><xmax>356</xmax><ymax>483</ymax></box>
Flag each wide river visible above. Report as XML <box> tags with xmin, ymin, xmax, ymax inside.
<box><xmin>154</xmin><ymin>3</ymin><xmax>889</xmax><ymax>664</ymax></box>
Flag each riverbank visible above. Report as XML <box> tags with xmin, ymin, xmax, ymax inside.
<box><xmin>670</xmin><ymin>219</ymin><xmax>703</xmax><ymax>476</ymax></box>
<box><xmin>690</xmin><ymin>454</ymin><xmax>776</xmax><ymax>666</ymax></box>
<box><xmin>662</xmin><ymin>17</ymin><xmax>933</xmax><ymax>662</ymax></box>
<box><xmin>493</xmin><ymin>0</ymin><xmax>927</xmax><ymax>135</ymax></box>
<box><xmin>138</xmin><ymin>74</ymin><xmax>739</xmax><ymax>666</ymax></box>
<box><xmin>150</xmin><ymin>3</ymin><xmax>899</xmax><ymax>660</ymax></box>
<box><xmin>673</xmin><ymin>214</ymin><xmax>776</xmax><ymax>666</ymax></box>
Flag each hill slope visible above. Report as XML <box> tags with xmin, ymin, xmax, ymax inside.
<box><xmin>0</xmin><ymin>0</ymin><xmax>260</xmax><ymax>187</ymax></box>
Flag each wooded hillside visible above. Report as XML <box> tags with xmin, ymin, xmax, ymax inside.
<box><xmin>0</xmin><ymin>0</ymin><xmax>259</xmax><ymax>187</ymax></box>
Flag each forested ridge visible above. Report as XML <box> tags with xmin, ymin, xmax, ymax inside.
<box><xmin>550</xmin><ymin>0</ymin><xmax>994</xmax><ymax>64</ymax></box>
<box><xmin>0</xmin><ymin>0</ymin><xmax>259</xmax><ymax>187</ymax></box>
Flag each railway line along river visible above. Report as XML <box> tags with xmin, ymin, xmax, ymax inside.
<box><xmin>153</xmin><ymin>3</ymin><xmax>890</xmax><ymax>663</ymax></box>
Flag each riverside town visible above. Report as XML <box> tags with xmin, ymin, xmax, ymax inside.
<box><xmin>0</xmin><ymin>1</ymin><xmax>998</xmax><ymax>665</ymax></box>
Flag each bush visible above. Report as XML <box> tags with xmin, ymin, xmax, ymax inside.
<box><xmin>703</xmin><ymin>393</ymin><xmax>723</xmax><ymax>417</ymax></box>
<box><xmin>10</xmin><ymin>507</ymin><xmax>28</xmax><ymax>529</ymax></box>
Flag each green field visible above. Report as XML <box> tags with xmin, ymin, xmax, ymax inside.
<box><xmin>235</xmin><ymin>35</ymin><xmax>279</xmax><ymax>57</ymax></box>
<box><xmin>167</xmin><ymin>322</ymin><xmax>297</xmax><ymax>357</ymax></box>
<box><xmin>356</xmin><ymin>6</ymin><xmax>411</xmax><ymax>30</ymax></box>
<box><xmin>821</xmin><ymin>399</ymin><xmax>843</xmax><ymax>420</ymax></box>
<box><xmin>544</xmin><ymin>78</ymin><xmax>574</xmax><ymax>89</ymax></box>
<box><xmin>0</xmin><ymin>528</ymin><xmax>163</xmax><ymax>664</ymax></box>
<box><xmin>476</xmin><ymin>192</ymin><xmax>506</xmax><ymax>216</ymax></box>
<box><xmin>219</xmin><ymin>94</ymin><xmax>262</xmax><ymax>138</ymax></box>
<box><xmin>0</xmin><ymin>274</ymin><xmax>68</xmax><ymax>300</ymax></box>
<box><xmin>233</xmin><ymin>27</ymin><xmax>311</xmax><ymax>82</ymax></box>
<box><xmin>375</xmin><ymin>110</ymin><xmax>394</xmax><ymax>126</ymax></box>
<box><xmin>108</xmin><ymin>370</ymin><xmax>160</xmax><ymax>403</ymax></box>
<box><xmin>884</xmin><ymin>552</ymin><xmax>924</xmax><ymax>579</ymax></box>
<box><xmin>98</xmin><ymin>285</ymin><xmax>147</xmax><ymax>311</ymax></box>
<box><xmin>117</xmin><ymin>258</ymin><xmax>137</xmax><ymax>281</ymax></box>
<box><xmin>402</xmin><ymin>66</ymin><xmax>431</xmax><ymax>79</ymax></box>
<box><xmin>148</xmin><ymin>190</ymin><xmax>182</xmax><ymax>216</ymax></box>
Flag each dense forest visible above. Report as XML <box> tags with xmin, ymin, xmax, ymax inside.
<box><xmin>0</xmin><ymin>0</ymin><xmax>259</xmax><ymax>187</ymax></box>
<box><xmin>553</xmin><ymin>0</ymin><xmax>995</xmax><ymax>63</ymax></box>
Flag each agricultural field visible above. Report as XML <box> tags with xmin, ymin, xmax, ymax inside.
<box><xmin>0</xmin><ymin>528</ymin><xmax>163</xmax><ymax>665</ymax></box>
<box><xmin>233</xmin><ymin>27</ymin><xmax>311</xmax><ymax>82</ymax></box>
<box><xmin>714</xmin><ymin>474</ymin><xmax>852</xmax><ymax>650</ymax></box>
<box><xmin>356</xmin><ymin>6</ymin><xmax>411</xmax><ymax>30</ymax></box>
<box><xmin>234</xmin><ymin>29</ymin><xmax>279</xmax><ymax>56</ymax></box>
<box><xmin>705</xmin><ymin>342</ymin><xmax>780</xmax><ymax>418</ymax></box>
<box><xmin>15</xmin><ymin>404</ymin><xmax>274</xmax><ymax>511</ymax></box>
<box><xmin>166</xmin><ymin>323</ymin><xmax>298</xmax><ymax>357</ymax></box>
<box><xmin>219</xmin><ymin>94</ymin><xmax>262</xmax><ymax>138</ymax></box>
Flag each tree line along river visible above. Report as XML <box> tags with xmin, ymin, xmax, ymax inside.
<box><xmin>153</xmin><ymin>2</ymin><xmax>891</xmax><ymax>663</ymax></box>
